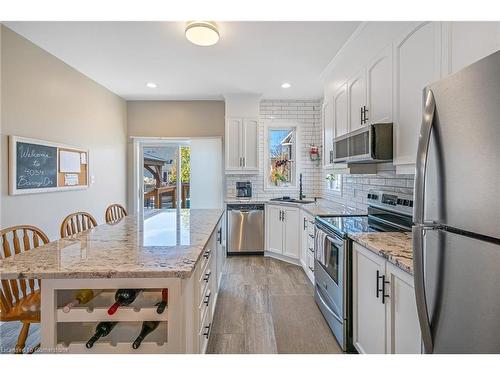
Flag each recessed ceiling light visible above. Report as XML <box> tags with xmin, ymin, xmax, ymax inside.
<box><xmin>146</xmin><ymin>82</ymin><xmax>158</xmax><ymax>88</ymax></box>
<box><xmin>281</xmin><ymin>82</ymin><xmax>291</xmax><ymax>89</ymax></box>
<box><xmin>185</xmin><ymin>21</ymin><xmax>219</xmax><ymax>46</ymax></box>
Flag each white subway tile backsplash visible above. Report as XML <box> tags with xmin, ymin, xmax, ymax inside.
<box><xmin>225</xmin><ymin>99</ymin><xmax>415</xmax><ymax>208</ymax></box>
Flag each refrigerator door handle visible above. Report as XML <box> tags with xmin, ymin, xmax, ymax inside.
<box><xmin>413</xmin><ymin>225</ymin><xmax>433</xmax><ymax>353</ymax></box>
<box><xmin>413</xmin><ymin>87</ymin><xmax>436</xmax><ymax>354</ymax></box>
<box><xmin>414</xmin><ymin>88</ymin><xmax>436</xmax><ymax>224</ymax></box>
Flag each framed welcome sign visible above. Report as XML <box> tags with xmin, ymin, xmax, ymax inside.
<box><xmin>8</xmin><ymin>136</ymin><xmax>89</xmax><ymax>195</ymax></box>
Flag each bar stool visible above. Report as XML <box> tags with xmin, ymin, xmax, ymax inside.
<box><xmin>105</xmin><ymin>204</ymin><xmax>128</xmax><ymax>223</ymax></box>
<box><xmin>0</xmin><ymin>225</ymin><xmax>49</xmax><ymax>353</ymax></box>
<box><xmin>60</xmin><ymin>212</ymin><xmax>97</xmax><ymax>238</ymax></box>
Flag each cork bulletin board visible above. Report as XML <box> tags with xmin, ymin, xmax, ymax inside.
<box><xmin>9</xmin><ymin>136</ymin><xmax>89</xmax><ymax>195</ymax></box>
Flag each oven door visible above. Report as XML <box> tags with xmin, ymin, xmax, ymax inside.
<box><xmin>314</xmin><ymin>230</ymin><xmax>345</xmax><ymax>319</ymax></box>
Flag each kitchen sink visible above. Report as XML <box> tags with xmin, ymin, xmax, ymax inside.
<box><xmin>269</xmin><ymin>197</ymin><xmax>315</xmax><ymax>204</ymax></box>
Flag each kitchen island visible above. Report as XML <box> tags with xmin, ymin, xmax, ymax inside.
<box><xmin>0</xmin><ymin>209</ymin><xmax>225</xmax><ymax>354</ymax></box>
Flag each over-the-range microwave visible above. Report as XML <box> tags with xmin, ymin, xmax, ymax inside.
<box><xmin>333</xmin><ymin>123</ymin><xmax>393</xmax><ymax>164</ymax></box>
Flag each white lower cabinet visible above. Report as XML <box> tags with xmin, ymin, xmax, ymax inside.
<box><xmin>300</xmin><ymin>210</ymin><xmax>315</xmax><ymax>283</ymax></box>
<box><xmin>266</xmin><ymin>204</ymin><xmax>300</xmax><ymax>260</ymax></box>
<box><xmin>385</xmin><ymin>262</ymin><xmax>422</xmax><ymax>354</ymax></box>
<box><xmin>353</xmin><ymin>242</ymin><xmax>421</xmax><ymax>354</ymax></box>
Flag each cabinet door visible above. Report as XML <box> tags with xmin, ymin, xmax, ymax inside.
<box><xmin>225</xmin><ymin>118</ymin><xmax>242</xmax><ymax>170</ymax></box>
<box><xmin>242</xmin><ymin>119</ymin><xmax>259</xmax><ymax>170</ymax></box>
<box><xmin>266</xmin><ymin>205</ymin><xmax>283</xmax><ymax>254</ymax></box>
<box><xmin>299</xmin><ymin>211</ymin><xmax>308</xmax><ymax>266</ymax></box>
<box><xmin>367</xmin><ymin>44</ymin><xmax>393</xmax><ymax>124</ymax></box>
<box><xmin>348</xmin><ymin>70</ymin><xmax>367</xmax><ymax>132</ymax></box>
<box><xmin>334</xmin><ymin>84</ymin><xmax>349</xmax><ymax>137</ymax></box>
<box><xmin>216</xmin><ymin>221</ymin><xmax>224</xmax><ymax>290</ymax></box>
<box><xmin>393</xmin><ymin>22</ymin><xmax>441</xmax><ymax>169</ymax></box>
<box><xmin>352</xmin><ymin>243</ymin><xmax>387</xmax><ymax>354</ymax></box>
<box><xmin>445</xmin><ymin>22</ymin><xmax>500</xmax><ymax>75</ymax></box>
<box><xmin>386</xmin><ymin>263</ymin><xmax>422</xmax><ymax>354</ymax></box>
<box><xmin>322</xmin><ymin>99</ymin><xmax>334</xmax><ymax>167</ymax></box>
<box><xmin>282</xmin><ymin>207</ymin><xmax>300</xmax><ymax>259</ymax></box>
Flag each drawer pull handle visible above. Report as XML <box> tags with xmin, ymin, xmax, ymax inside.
<box><xmin>203</xmin><ymin>271</ymin><xmax>211</xmax><ymax>283</ymax></box>
<box><xmin>308</xmin><ymin>247</ymin><xmax>314</xmax><ymax>253</ymax></box>
<box><xmin>203</xmin><ymin>291</ymin><xmax>211</xmax><ymax>306</ymax></box>
<box><xmin>308</xmin><ymin>266</ymin><xmax>314</xmax><ymax>272</ymax></box>
<box><xmin>203</xmin><ymin>323</ymin><xmax>211</xmax><ymax>338</ymax></box>
<box><xmin>203</xmin><ymin>250</ymin><xmax>211</xmax><ymax>259</ymax></box>
<box><xmin>308</xmin><ymin>234</ymin><xmax>315</xmax><ymax>239</ymax></box>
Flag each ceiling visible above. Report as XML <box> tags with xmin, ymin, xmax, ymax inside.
<box><xmin>4</xmin><ymin>21</ymin><xmax>360</xmax><ymax>100</ymax></box>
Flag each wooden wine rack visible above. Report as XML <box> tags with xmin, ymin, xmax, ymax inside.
<box><xmin>42</xmin><ymin>279</ymin><xmax>183</xmax><ymax>354</ymax></box>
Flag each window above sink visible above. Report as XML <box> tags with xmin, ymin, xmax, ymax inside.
<box><xmin>264</xmin><ymin>121</ymin><xmax>299</xmax><ymax>191</ymax></box>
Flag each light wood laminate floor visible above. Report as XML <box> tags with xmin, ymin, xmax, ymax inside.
<box><xmin>0</xmin><ymin>322</ymin><xmax>40</xmax><ymax>354</ymax></box>
<box><xmin>207</xmin><ymin>256</ymin><xmax>343</xmax><ymax>354</ymax></box>
<box><xmin>0</xmin><ymin>257</ymin><xmax>342</xmax><ymax>354</ymax></box>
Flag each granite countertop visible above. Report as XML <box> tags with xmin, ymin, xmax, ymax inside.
<box><xmin>0</xmin><ymin>209</ymin><xmax>224</xmax><ymax>280</ymax></box>
<box><xmin>349</xmin><ymin>232</ymin><xmax>413</xmax><ymax>275</ymax></box>
<box><xmin>300</xmin><ymin>199</ymin><xmax>365</xmax><ymax>216</ymax></box>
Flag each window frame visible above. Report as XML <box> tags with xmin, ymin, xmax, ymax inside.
<box><xmin>263</xmin><ymin>121</ymin><xmax>300</xmax><ymax>192</ymax></box>
<box><xmin>326</xmin><ymin>173</ymin><xmax>343</xmax><ymax>194</ymax></box>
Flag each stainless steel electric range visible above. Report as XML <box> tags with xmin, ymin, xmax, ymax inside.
<box><xmin>314</xmin><ymin>190</ymin><xmax>413</xmax><ymax>352</ymax></box>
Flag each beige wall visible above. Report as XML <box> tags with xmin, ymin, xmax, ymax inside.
<box><xmin>126</xmin><ymin>100</ymin><xmax>225</xmax><ymax>209</ymax></box>
<box><xmin>0</xmin><ymin>26</ymin><xmax>127</xmax><ymax>240</ymax></box>
<box><xmin>127</xmin><ymin>101</ymin><xmax>225</xmax><ymax>138</ymax></box>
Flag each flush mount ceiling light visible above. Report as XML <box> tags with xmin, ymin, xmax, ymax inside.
<box><xmin>281</xmin><ymin>82</ymin><xmax>291</xmax><ymax>89</ymax></box>
<box><xmin>185</xmin><ymin>21</ymin><xmax>219</xmax><ymax>46</ymax></box>
<box><xmin>146</xmin><ymin>82</ymin><xmax>158</xmax><ymax>88</ymax></box>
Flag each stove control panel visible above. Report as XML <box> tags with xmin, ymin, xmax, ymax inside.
<box><xmin>367</xmin><ymin>190</ymin><xmax>414</xmax><ymax>214</ymax></box>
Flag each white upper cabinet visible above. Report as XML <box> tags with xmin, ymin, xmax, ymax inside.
<box><xmin>322</xmin><ymin>99</ymin><xmax>334</xmax><ymax>168</ymax></box>
<box><xmin>334</xmin><ymin>83</ymin><xmax>349</xmax><ymax>137</ymax></box>
<box><xmin>242</xmin><ymin>119</ymin><xmax>259</xmax><ymax>170</ymax></box>
<box><xmin>225</xmin><ymin>117</ymin><xmax>259</xmax><ymax>174</ymax></box>
<box><xmin>225</xmin><ymin>118</ymin><xmax>242</xmax><ymax>170</ymax></box>
<box><xmin>323</xmin><ymin>21</ymin><xmax>498</xmax><ymax>174</ymax></box>
<box><xmin>393</xmin><ymin>22</ymin><xmax>442</xmax><ymax>172</ymax></box>
<box><xmin>443</xmin><ymin>22</ymin><xmax>500</xmax><ymax>75</ymax></box>
<box><xmin>348</xmin><ymin>70</ymin><xmax>367</xmax><ymax>132</ymax></box>
<box><xmin>366</xmin><ymin>44</ymin><xmax>393</xmax><ymax>124</ymax></box>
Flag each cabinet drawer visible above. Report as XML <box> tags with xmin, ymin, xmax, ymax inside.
<box><xmin>200</xmin><ymin>246</ymin><xmax>214</xmax><ymax>273</ymax></box>
<box><xmin>198</xmin><ymin>305</ymin><xmax>212</xmax><ymax>354</ymax></box>
<box><xmin>198</xmin><ymin>286</ymin><xmax>213</xmax><ymax>325</ymax></box>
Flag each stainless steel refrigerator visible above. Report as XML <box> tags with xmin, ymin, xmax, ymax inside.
<box><xmin>413</xmin><ymin>50</ymin><xmax>500</xmax><ymax>354</ymax></box>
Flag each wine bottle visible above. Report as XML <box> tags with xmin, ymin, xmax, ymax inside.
<box><xmin>63</xmin><ymin>289</ymin><xmax>102</xmax><ymax>313</ymax></box>
<box><xmin>107</xmin><ymin>289</ymin><xmax>143</xmax><ymax>315</ymax></box>
<box><xmin>132</xmin><ymin>321</ymin><xmax>160</xmax><ymax>349</ymax></box>
<box><xmin>85</xmin><ymin>321</ymin><xmax>118</xmax><ymax>348</ymax></box>
<box><xmin>155</xmin><ymin>288</ymin><xmax>169</xmax><ymax>314</ymax></box>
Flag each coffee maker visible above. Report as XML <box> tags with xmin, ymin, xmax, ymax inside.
<box><xmin>236</xmin><ymin>181</ymin><xmax>252</xmax><ymax>199</ymax></box>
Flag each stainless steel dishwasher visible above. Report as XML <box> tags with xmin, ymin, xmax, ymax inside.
<box><xmin>227</xmin><ymin>204</ymin><xmax>264</xmax><ymax>255</ymax></box>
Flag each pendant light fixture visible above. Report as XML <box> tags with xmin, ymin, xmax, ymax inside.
<box><xmin>185</xmin><ymin>21</ymin><xmax>219</xmax><ymax>46</ymax></box>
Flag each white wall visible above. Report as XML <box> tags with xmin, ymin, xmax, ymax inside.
<box><xmin>190</xmin><ymin>138</ymin><xmax>223</xmax><ymax>209</ymax></box>
<box><xmin>1</xmin><ymin>26</ymin><xmax>127</xmax><ymax>240</ymax></box>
